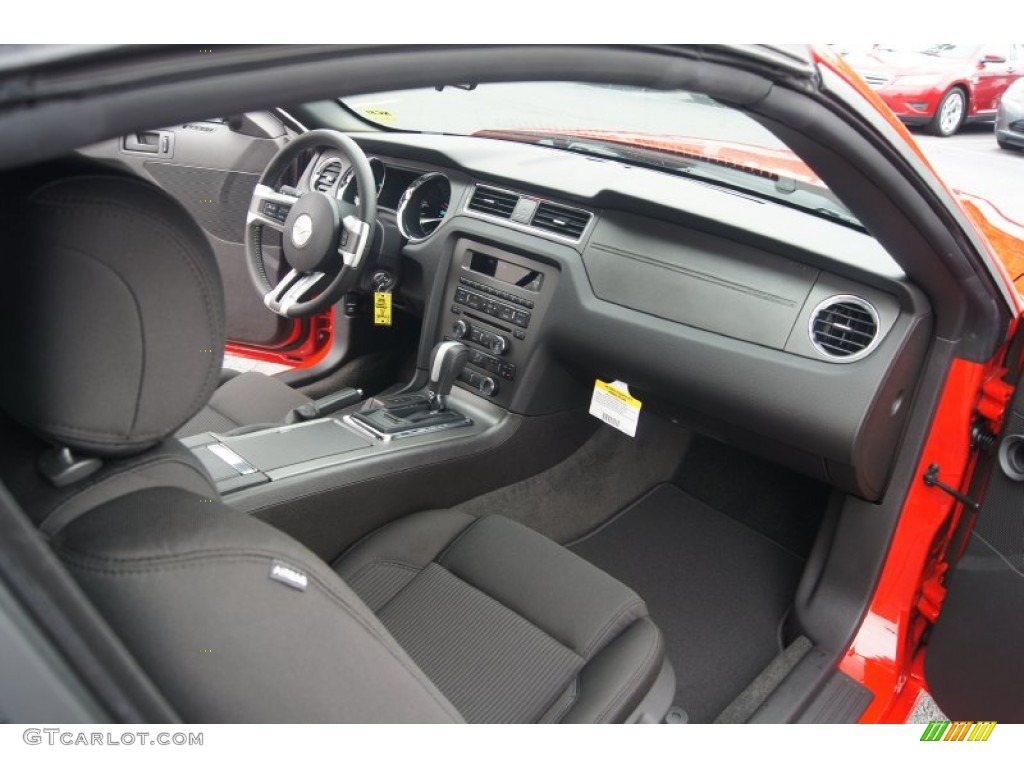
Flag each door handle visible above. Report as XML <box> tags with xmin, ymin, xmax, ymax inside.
<box><xmin>122</xmin><ymin>131</ymin><xmax>173</xmax><ymax>156</ymax></box>
<box><xmin>123</xmin><ymin>132</ymin><xmax>160</xmax><ymax>153</ymax></box>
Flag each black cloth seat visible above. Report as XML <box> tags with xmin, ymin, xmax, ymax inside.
<box><xmin>0</xmin><ymin>164</ymin><xmax>667</xmax><ymax>723</ymax></box>
<box><xmin>176</xmin><ymin>370</ymin><xmax>312</xmax><ymax>437</ymax></box>
<box><xmin>336</xmin><ymin>511</ymin><xmax>664</xmax><ymax>723</ymax></box>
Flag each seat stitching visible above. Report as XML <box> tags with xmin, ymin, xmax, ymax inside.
<box><xmin>347</xmin><ymin>561</ymin><xmax>424</xmax><ymax>615</ymax></box>
<box><xmin>57</xmin><ymin>544</ymin><xmax>308</xmax><ymax>567</ymax></box>
<box><xmin>546</xmin><ymin>678</ymin><xmax>579</xmax><ymax>724</ymax></box>
<box><xmin>581</xmin><ymin>597</ymin><xmax>646</xmax><ymax>658</ymax></box>
<box><xmin>435</xmin><ymin>516</ymin><xmax>485</xmax><ymax>565</ymax></box>
<box><xmin>346</xmin><ymin>559</ymin><xmax>421</xmax><ymax>584</ymax></box>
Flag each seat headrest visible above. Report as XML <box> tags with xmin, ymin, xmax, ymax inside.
<box><xmin>0</xmin><ymin>164</ymin><xmax>226</xmax><ymax>457</ymax></box>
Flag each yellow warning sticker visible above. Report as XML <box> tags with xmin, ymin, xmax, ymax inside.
<box><xmin>589</xmin><ymin>380</ymin><xmax>642</xmax><ymax>437</ymax></box>
<box><xmin>373</xmin><ymin>291</ymin><xmax>392</xmax><ymax>326</ymax></box>
<box><xmin>363</xmin><ymin>107</ymin><xmax>396</xmax><ymax>124</ymax></box>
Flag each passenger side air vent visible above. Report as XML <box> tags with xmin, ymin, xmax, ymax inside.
<box><xmin>468</xmin><ymin>186</ymin><xmax>519</xmax><ymax>219</ymax></box>
<box><xmin>531</xmin><ymin>201</ymin><xmax>591</xmax><ymax>240</ymax></box>
<box><xmin>809</xmin><ymin>296</ymin><xmax>879</xmax><ymax>360</ymax></box>
<box><xmin>313</xmin><ymin>159</ymin><xmax>342</xmax><ymax>193</ymax></box>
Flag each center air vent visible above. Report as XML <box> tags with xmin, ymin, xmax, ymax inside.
<box><xmin>809</xmin><ymin>296</ymin><xmax>879</xmax><ymax>360</ymax></box>
<box><xmin>312</xmin><ymin>159</ymin><xmax>342</xmax><ymax>193</ymax></box>
<box><xmin>466</xmin><ymin>184</ymin><xmax>592</xmax><ymax>241</ymax></box>
<box><xmin>468</xmin><ymin>186</ymin><xmax>519</xmax><ymax>219</ymax></box>
<box><xmin>531</xmin><ymin>201</ymin><xmax>591</xmax><ymax>239</ymax></box>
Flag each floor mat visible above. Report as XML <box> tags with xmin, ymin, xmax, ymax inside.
<box><xmin>449</xmin><ymin>413</ymin><xmax>691</xmax><ymax>544</ymax></box>
<box><xmin>569</xmin><ymin>483</ymin><xmax>805</xmax><ymax>723</ymax></box>
<box><xmin>674</xmin><ymin>436</ymin><xmax>830</xmax><ymax>559</ymax></box>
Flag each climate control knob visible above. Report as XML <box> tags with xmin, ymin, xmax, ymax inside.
<box><xmin>478</xmin><ymin>377</ymin><xmax>498</xmax><ymax>397</ymax></box>
<box><xmin>489</xmin><ymin>334</ymin><xmax>509</xmax><ymax>355</ymax></box>
<box><xmin>452</xmin><ymin>319</ymin><xmax>470</xmax><ymax>339</ymax></box>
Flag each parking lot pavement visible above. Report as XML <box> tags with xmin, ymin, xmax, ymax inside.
<box><xmin>914</xmin><ymin>125</ymin><xmax>1024</xmax><ymax>223</ymax></box>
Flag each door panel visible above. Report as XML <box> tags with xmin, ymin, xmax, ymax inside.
<box><xmin>925</xmin><ymin>370</ymin><xmax>1024</xmax><ymax>722</ymax></box>
<box><xmin>973</xmin><ymin>47</ymin><xmax>1012</xmax><ymax>114</ymax></box>
<box><xmin>79</xmin><ymin>115</ymin><xmax>298</xmax><ymax>350</ymax></box>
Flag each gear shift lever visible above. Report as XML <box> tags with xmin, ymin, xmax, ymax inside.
<box><xmin>347</xmin><ymin>339</ymin><xmax>474</xmax><ymax>440</ymax></box>
<box><xmin>427</xmin><ymin>340</ymin><xmax>470</xmax><ymax>411</ymax></box>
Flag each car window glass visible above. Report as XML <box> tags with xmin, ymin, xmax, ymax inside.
<box><xmin>341</xmin><ymin>83</ymin><xmax>861</xmax><ymax>228</ymax></box>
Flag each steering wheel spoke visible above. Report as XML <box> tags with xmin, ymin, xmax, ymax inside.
<box><xmin>263</xmin><ymin>269</ymin><xmax>326</xmax><ymax>316</ymax></box>
<box><xmin>247</xmin><ymin>183</ymin><xmax>299</xmax><ymax>233</ymax></box>
<box><xmin>339</xmin><ymin>215</ymin><xmax>372</xmax><ymax>268</ymax></box>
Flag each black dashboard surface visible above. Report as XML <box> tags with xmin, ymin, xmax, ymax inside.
<box><xmin>305</xmin><ymin>132</ymin><xmax>933</xmax><ymax>500</ymax></box>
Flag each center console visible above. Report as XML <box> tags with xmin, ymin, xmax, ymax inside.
<box><xmin>184</xmin><ymin>238</ymin><xmax>557</xmax><ymax>503</ymax></box>
<box><xmin>183</xmin><ymin>386</ymin><xmax>505</xmax><ymax>496</ymax></box>
<box><xmin>439</xmin><ymin>239</ymin><xmax>558</xmax><ymax>409</ymax></box>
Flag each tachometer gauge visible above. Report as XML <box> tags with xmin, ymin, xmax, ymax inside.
<box><xmin>397</xmin><ymin>173</ymin><xmax>451</xmax><ymax>243</ymax></box>
<box><xmin>338</xmin><ymin>157</ymin><xmax>386</xmax><ymax>205</ymax></box>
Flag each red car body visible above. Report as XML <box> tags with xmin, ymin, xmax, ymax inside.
<box><xmin>845</xmin><ymin>44</ymin><xmax>1024</xmax><ymax>136</ymax></box>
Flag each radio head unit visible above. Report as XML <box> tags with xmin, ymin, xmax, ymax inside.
<box><xmin>438</xmin><ymin>239</ymin><xmax>558</xmax><ymax>409</ymax></box>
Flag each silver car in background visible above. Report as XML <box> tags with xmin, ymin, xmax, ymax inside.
<box><xmin>996</xmin><ymin>78</ymin><xmax>1024</xmax><ymax>150</ymax></box>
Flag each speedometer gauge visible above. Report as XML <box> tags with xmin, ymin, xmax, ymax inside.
<box><xmin>397</xmin><ymin>172</ymin><xmax>451</xmax><ymax>243</ymax></box>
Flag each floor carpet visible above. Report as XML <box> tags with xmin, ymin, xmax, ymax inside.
<box><xmin>569</xmin><ymin>483</ymin><xmax>805</xmax><ymax>723</ymax></box>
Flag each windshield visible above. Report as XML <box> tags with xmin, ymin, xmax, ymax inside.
<box><xmin>918</xmin><ymin>44</ymin><xmax>981</xmax><ymax>59</ymax></box>
<box><xmin>341</xmin><ymin>82</ymin><xmax>861</xmax><ymax>229</ymax></box>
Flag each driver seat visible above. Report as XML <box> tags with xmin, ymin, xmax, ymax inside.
<box><xmin>0</xmin><ymin>166</ymin><xmax>669</xmax><ymax>723</ymax></box>
<box><xmin>176</xmin><ymin>369</ymin><xmax>312</xmax><ymax>437</ymax></box>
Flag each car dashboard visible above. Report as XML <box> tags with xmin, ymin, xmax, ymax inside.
<box><xmin>291</xmin><ymin>131</ymin><xmax>932</xmax><ymax>502</ymax></box>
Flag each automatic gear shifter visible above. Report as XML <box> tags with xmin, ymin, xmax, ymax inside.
<box><xmin>427</xmin><ymin>340</ymin><xmax>470</xmax><ymax>412</ymax></box>
<box><xmin>347</xmin><ymin>341</ymin><xmax>473</xmax><ymax>440</ymax></box>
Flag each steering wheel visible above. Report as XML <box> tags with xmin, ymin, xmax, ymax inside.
<box><xmin>245</xmin><ymin>129</ymin><xmax>378</xmax><ymax>317</ymax></box>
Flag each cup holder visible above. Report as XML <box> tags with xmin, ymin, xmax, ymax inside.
<box><xmin>998</xmin><ymin>434</ymin><xmax>1024</xmax><ymax>481</ymax></box>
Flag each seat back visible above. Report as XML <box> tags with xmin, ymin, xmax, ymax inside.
<box><xmin>0</xmin><ymin>166</ymin><xmax>462</xmax><ymax>723</ymax></box>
